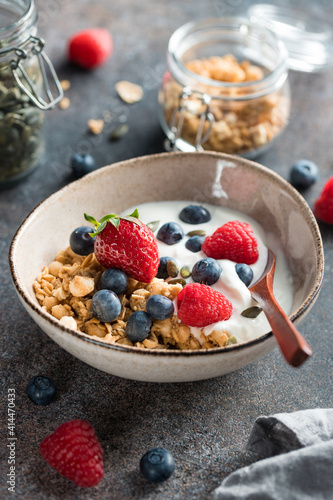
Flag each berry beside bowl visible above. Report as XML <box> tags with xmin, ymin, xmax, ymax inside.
<box><xmin>9</xmin><ymin>152</ymin><xmax>324</xmax><ymax>383</ymax></box>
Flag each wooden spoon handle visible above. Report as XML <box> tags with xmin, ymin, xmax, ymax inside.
<box><xmin>251</xmin><ymin>289</ymin><xmax>313</xmax><ymax>367</ymax></box>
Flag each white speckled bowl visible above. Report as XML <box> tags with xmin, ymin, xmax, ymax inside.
<box><xmin>9</xmin><ymin>152</ymin><xmax>324</xmax><ymax>382</ymax></box>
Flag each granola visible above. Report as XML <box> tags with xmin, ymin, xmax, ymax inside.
<box><xmin>34</xmin><ymin>247</ymin><xmax>233</xmax><ymax>350</ymax></box>
<box><xmin>161</xmin><ymin>54</ymin><xmax>289</xmax><ymax>155</ymax></box>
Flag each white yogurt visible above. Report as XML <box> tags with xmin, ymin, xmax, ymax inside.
<box><xmin>124</xmin><ymin>201</ymin><xmax>293</xmax><ymax>345</ymax></box>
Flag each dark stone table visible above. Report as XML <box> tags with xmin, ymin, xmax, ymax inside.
<box><xmin>1</xmin><ymin>0</ymin><xmax>332</xmax><ymax>498</ymax></box>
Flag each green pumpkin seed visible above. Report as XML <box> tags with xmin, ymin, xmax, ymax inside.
<box><xmin>168</xmin><ymin>278</ymin><xmax>186</xmax><ymax>286</ymax></box>
<box><xmin>22</xmin><ymin>125</ymin><xmax>32</xmax><ymax>143</ymax></box>
<box><xmin>0</xmin><ymin>64</ymin><xmax>44</xmax><ymax>183</ymax></box>
<box><xmin>180</xmin><ymin>266</ymin><xmax>191</xmax><ymax>278</ymax></box>
<box><xmin>24</xmin><ymin>108</ymin><xmax>42</xmax><ymax>126</ymax></box>
<box><xmin>146</xmin><ymin>220</ymin><xmax>160</xmax><ymax>232</ymax></box>
<box><xmin>187</xmin><ymin>229</ymin><xmax>206</xmax><ymax>237</ymax></box>
<box><xmin>167</xmin><ymin>260</ymin><xmax>179</xmax><ymax>278</ymax></box>
<box><xmin>110</xmin><ymin>123</ymin><xmax>129</xmax><ymax>140</ymax></box>
<box><xmin>226</xmin><ymin>335</ymin><xmax>237</xmax><ymax>346</ymax></box>
<box><xmin>241</xmin><ymin>306</ymin><xmax>263</xmax><ymax>318</ymax></box>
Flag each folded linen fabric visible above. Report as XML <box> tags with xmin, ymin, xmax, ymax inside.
<box><xmin>213</xmin><ymin>409</ymin><xmax>333</xmax><ymax>500</ymax></box>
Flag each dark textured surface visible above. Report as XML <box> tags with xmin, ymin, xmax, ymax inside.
<box><xmin>1</xmin><ymin>0</ymin><xmax>333</xmax><ymax>498</ymax></box>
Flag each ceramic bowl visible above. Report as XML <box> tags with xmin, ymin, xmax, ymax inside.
<box><xmin>9</xmin><ymin>152</ymin><xmax>324</xmax><ymax>382</ymax></box>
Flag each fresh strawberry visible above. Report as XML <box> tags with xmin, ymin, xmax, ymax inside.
<box><xmin>85</xmin><ymin>210</ymin><xmax>159</xmax><ymax>283</ymax></box>
<box><xmin>314</xmin><ymin>177</ymin><xmax>333</xmax><ymax>224</ymax></box>
<box><xmin>202</xmin><ymin>220</ymin><xmax>259</xmax><ymax>264</ymax></box>
<box><xmin>177</xmin><ymin>283</ymin><xmax>232</xmax><ymax>327</ymax></box>
<box><xmin>68</xmin><ymin>28</ymin><xmax>113</xmax><ymax>69</ymax></box>
<box><xmin>40</xmin><ymin>419</ymin><xmax>104</xmax><ymax>488</ymax></box>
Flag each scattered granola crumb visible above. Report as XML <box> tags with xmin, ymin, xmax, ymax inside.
<box><xmin>60</xmin><ymin>79</ymin><xmax>71</xmax><ymax>91</ymax></box>
<box><xmin>87</xmin><ymin>118</ymin><xmax>104</xmax><ymax>135</ymax></box>
<box><xmin>59</xmin><ymin>97</ymin><xmax>70</xmax><ymax>110</ymax></box>
<box><xmin>115</xmin><ymin>80</ymin><xmax>143</xmax><ymax>103</ymax></box>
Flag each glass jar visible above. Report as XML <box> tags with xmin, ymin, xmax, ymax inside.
<box><xmin>158</xmin><ymin>17</ymin><xmax>291</xmax><ymax>158</ymax></box>
<box><xmin>0</xmin><ymin>0</ymin><xmax>63</xmax><ymax>187</ymax></box>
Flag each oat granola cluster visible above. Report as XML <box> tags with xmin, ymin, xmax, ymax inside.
<box><xmin>161</xmin><ymin>54</ymin><xmax>289</xmax><ymax>154</ymax></box>
<box><xmin>33</xmin><ymin>247</ymin><xmax>234</xmax><ymax>350</ymax></box>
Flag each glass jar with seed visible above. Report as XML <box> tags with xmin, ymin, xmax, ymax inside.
<box><xmin>0</xmin><ymin>0</ymin><xmax>63</xmax><ymax>187</ymax></box>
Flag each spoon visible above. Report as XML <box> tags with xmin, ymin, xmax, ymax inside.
<box><xmin>249</xmin><ymin>249</ymin><xmax>312</xmax><ymax>367</ymax></box>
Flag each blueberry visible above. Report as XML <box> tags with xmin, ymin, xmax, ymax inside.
<box><xmin>290</xmin><ymin>160</ymin><xmax>319</xmax><ymax>189</ymax></box>
<box><xmin>125</xmin><ymin>311</ymin><xmax>152</xmax><ymax>343</ymax></box>
<box><xmin>185</xmin><ymin>235</ymin><xmax>205</xmax><ymax>253</ymax></box>
<box><xmin>71</xmin><ymin>153</ymin><xmax>95</xmax><ymax>178</ymax></box>
<box><xmin>27</xmin><ymin>375</ymin><xmax>56</xmax><ymax>405</ymax></box>
<box><xmin>69</xmin><ymin>226</ymin><xmax>95</xmax><ymax>255</ymax></box>
<box><xmin>140</xmin><ymin>447</ymin><xmax>175</xmax><ymax>483</ymax></box>
<box><xmin>92</xmin><ymin>289</ymin><xmax>121</xmax><ymax>323</ymax></box>
<box><xmin>157</xmin><ymin>222</ymin><xmax>184</xmax><ymax>245</ymax></box>
<box><xmin>192</xmin><ymin>257</ymin><xmax>222</xmax><ymax>285</ymax></box>
<box><xmin>99</xmin><ymin>268</ymin><xmax>128</xmax><ymax>295</ymax></box>
<box><xmin>146</xmin><ymin>295</ymin><xmax>174</xmax><ymax>320</ymax></box>
<box><xmin>235</xmin><ymin>263</ymin><xmax>254</xmax><ymax>287</ymax></box>
<box><xmin>156</xmin><ymin>256</ymin><xmax>178</xmax><ymax>280</ymax></box>
<box><xmin>179</xmin><ymin>205</ymin><xmax>211</xmax><ymax>224</ymax></box>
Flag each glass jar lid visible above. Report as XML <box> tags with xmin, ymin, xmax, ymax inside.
<box><xmin>248</xmin><ymin>3</ymin><xmax>333</xmax><ymax>72</ymax></box>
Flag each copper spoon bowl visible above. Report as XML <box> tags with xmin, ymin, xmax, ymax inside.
<box><xmin>249</xmin><ymin>250</ymin><xmax>313</xmax><ymax>367</ymax></box>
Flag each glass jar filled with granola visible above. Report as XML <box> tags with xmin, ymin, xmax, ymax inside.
<box><xmin>0</xmin><ymin>0</ymin><xmax>63</xmax><ymax>187</ymax></box>
<box><xmin>158</xmin><ymin>18</ymin><xmax>290</xmax><ymax>158</ymax></box>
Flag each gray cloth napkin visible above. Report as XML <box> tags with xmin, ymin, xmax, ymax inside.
<box><xmin>213</xmin><ymin>409</ymin><xmax>333</xmax><ymax>500</ymax></box>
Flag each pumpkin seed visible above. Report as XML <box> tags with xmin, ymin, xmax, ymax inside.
<box><xmin>180</xmin><ymin>266</ymin><xmax>191</xmax><ymax>279</ymax></box>
<box><xmin>0</xmin><ymin>62</ymin><xmax>44</xmax><ymax>184</ymax></box>
<box><xmin>187</xmin><ymin>229</ymin><xmax>206</xmax><ymax>237</ymax></box>
<box><xmin>226</xmin><ymin>335</ymin><xmax>237</xmax><ymax>346</ymax></box>
<box><xmin>167</xmin><ymin>260</ymin><xmax>179</xmax><ymax>278</ymax></box>
<box><xmin>241</xmin><ymin>306</ymin><xmax>263</xmax><ymax>318</ymax></box>
<box><xmin>168</xmin><ymin>278</ymin><xmax>187</xmax><ymax>286</ymax></box>
<box><xmin>146</xmin><ymin>220</ymin><xmax>160</xmax><ymax>232</ymax></box>
<box><xmin>110</xmin><ymin>123</ymin><xmax>129</xmax><ymax>140</ymax></box>
<box><xmin>24</xmin><ymin>108</ymin><xmax>42</xmax><ymax>126</ymax></box>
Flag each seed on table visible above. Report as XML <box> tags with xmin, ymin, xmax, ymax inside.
<box><xmin>110</xmin><ymin>123</ymin><xmax>129</xmax><ymax>140</ymax></box>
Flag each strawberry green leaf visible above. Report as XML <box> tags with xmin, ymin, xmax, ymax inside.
<box><xmin>129</xmin><ymin>208</ymin><xmax>139</xmax><ymax>219</ymax></box>
<box><xmin>108</xmin><ymin>217</ymin><xmax>120</xmax><ymax>230</ymax></box>
<box><xmin>121</xmin><ymin>215</ymin><xmax>143</xmax><ymax>226</ymax></box>
<box><xmin>89</xmin><ymin>220</ymin><xmax>107</xmax><ymax>237</ymax></box>
<box><xmin>98</xmin><ymin>213</ymin><xmax>118</xmax><ymax>225</ymax></box>
<box><xmin>84</xmin><ymin>213</ymin><xmax>99</xmax><ymax>227</ymax></box>
<box><xmin>84</xmin><ymin>209</ymin><xmax>142</xmax><ymax>237</ymax></box>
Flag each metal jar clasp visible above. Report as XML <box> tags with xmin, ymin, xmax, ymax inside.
<box><xmin>165</xmin><ymin>87</ymin><xmax>215</xmax><ymax>151</ymax></box>
<box><xmin>9</xmin><ymin>36</ymin><xmax>63</xmax><ymax>110</ymax></box>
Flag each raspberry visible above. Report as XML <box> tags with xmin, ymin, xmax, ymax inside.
<box><xmin>68</xmin><ymin>28</ymin><xmax>113</xmax><ymax>69</ymax></box>
<box><xmin>314</xmin><ymin>177</ymin><xmax>333</xmax><ymax>224</ymax></box>
<box><xmin>40</xmin><ymin>419</ymin><xmax>104</xmax><ymax>488</ymax></box>
<box><xmin>202</xmin><ymin>220</ymin><xmax>259</xmax><ymax>264</ymax></box>
<box><xmin>177</xmin><ymin>283</ymin><xmax>232</xmax><ymax>327</ymax></box>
